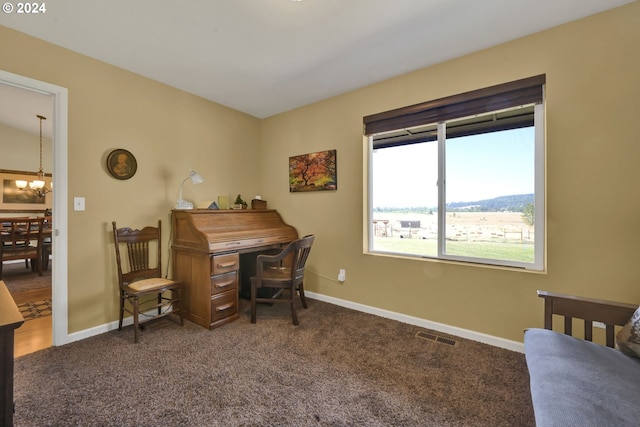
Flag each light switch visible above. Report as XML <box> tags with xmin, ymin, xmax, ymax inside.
<box><xmin>74</xmin><ymin>196</ymin><xmax>85</xmax><ymax>211</ymax></box>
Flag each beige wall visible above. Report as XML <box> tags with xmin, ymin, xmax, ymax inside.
<box><xmin>0</xmin><ymin>123</ymin><xmax>53</xmax><ymax>173</ymax></box>
<box><xmin>0</xmin><ymin>25</ymin><xmax>261</xmax><ymax>333</ymax></box>
<box><xmin>1</xmin><ymin>2</ymin><xmax>638</xmax><ymax>342</ymax></box>
<box><xmin>0</xmin><ymin>124</ymin><xmax>53</xmax><ymax>213</ymax></box>
<box><xmin>260</xmin><ymin>2</ymin><xmax>640</xmax><ymax>342</ymax></box>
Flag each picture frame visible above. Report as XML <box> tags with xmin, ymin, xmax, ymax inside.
<box><xmin>289</xmin><ymin>149</ymin><xmax>337</xmax><ymax>192</ymax></box>
<box><xmin>106</xmin><ymin>149</ymin><xmax>137</xmax><ymax>180</ymax></box>
<box><xmin>0</xmin><ymin>169</ymin><xmax>52</xmax><ymax>212</ymax></box>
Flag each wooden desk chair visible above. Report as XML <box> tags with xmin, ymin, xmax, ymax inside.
<box><xmin>0</xmin><ymin>217</ymin><xmax>44</xmax><ymax>280</ymax></box>
<box><xmin>112</xmin><ymin>220</ymin><xmax>183</xmax><ymax>343</ymax></box>
<box><xmin>250</xmin><ymin>235</ymin><xmax>314</xmax><ymax>325</ymax></box>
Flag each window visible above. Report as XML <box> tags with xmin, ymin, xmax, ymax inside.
<box><xmin>364</xmin><ymin>76</ymin><xmax>545</xmax><ymax>270</ymax></box>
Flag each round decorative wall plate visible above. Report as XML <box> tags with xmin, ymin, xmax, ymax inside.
<box><xmin>106</xmin><ymin>149</ymin><xmax>137</xmax><ymax>180</ymax></box>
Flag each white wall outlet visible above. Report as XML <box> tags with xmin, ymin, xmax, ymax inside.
<box><xmin>338</xmin><ymin>269</ymin><xmax>346</xmax><ymax>282</ymax></box>
<box><xmin>73</xmin><ymin>196</ymin><xmax>85</xmax><ymax>211</ymax></box>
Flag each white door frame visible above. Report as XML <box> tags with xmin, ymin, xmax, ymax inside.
<box><xmin>0</xmin><ymin>70</ymin><xmax>69</xmax><ymax>346</ymax></box>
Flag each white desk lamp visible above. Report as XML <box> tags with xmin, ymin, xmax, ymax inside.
<box><xmin>176</xmin><ymin>168</ymin><xmax>204</xmax><ymax>209</ymax></box>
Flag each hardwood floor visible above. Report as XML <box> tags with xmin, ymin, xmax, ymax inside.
<box><xmin>14</xmin><ymin>315</ymin><xmax>52</xmax><ymax>357</ymax></box>
<box><xmin>9</xmin><ymin>279</ymin><xmax>53</xmax><ymax>358</ymax></box>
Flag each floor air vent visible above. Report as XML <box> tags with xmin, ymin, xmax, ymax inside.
<box><xmin>416</xmin><ymin>330</ymin><xmax>457</xmax><ymax>346</ymax></box>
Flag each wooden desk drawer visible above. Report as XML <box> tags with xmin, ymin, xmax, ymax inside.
<box><xmin>210</xmin><ymin>271</ymin><xmax>237</xmax><ymax>296</ymax></box>
<box><xmin>211</xmin><ymin>291</ymin><xmax>237</xmax><ymax>323</ymax></box>
<box><xmin>211</xmin><ymin>253</ymin><xmax>239</xmax><ymax>275</ymax></box>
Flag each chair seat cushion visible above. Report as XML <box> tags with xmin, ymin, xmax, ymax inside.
<box><xmin>128</xmin><ymin>277</ymin><xmax>178</xmax><ymax>292</ymax></box>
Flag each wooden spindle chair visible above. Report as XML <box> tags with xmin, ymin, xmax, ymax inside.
<box><xmin>112</xmin><ymin>220</ymin><xmax>183</xmax><ymax>343</ymax></box>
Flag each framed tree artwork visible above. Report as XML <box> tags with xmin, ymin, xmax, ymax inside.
<box><xmin>289</xmin><ymin>149</ymin><xmax>337</xmax><ymax>192</ymax></box>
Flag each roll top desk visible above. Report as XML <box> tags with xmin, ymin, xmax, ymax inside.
<box><xmin>171</xmin><ymin>209</ymin><xmax>298</xmax><ymax>329</ymax></box>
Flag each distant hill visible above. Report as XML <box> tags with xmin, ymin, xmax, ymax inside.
<box><xmin>447</xmin><ymin>194</ymin><xmax>534</xmax><ymax>212</ymax></box>
<box><xmin>373</xmin><ymin>194</ymin><xmax>534</xmax><ymax>214</ymax></box>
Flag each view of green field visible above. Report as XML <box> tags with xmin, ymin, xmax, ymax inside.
<box><xmin>372</xmin><ymin>211</ymin><xmax>535</xmax><ymax>262</ymax></box>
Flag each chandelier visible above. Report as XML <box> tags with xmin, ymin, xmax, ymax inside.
<box><xmin>16</xmin><ymin>114</ymin><xmax>52</xmax><ymax>198</ymax></box>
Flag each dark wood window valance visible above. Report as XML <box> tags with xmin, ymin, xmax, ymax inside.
<box><xmin>363</xmin><ymin>74</ymin><xmax>546</xmax><ymax>137</ymax></box>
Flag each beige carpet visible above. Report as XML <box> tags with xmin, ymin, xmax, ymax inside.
<box><xmin>13</xmin><ymin>298</ymin><xmax>534</xmax><ymax>426</ymax></box>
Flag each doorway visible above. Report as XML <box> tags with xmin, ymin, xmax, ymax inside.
<box><xmin>0</xmin><ymin>70</ymin><xmax>69</xmax><ymax>349</ymax></box>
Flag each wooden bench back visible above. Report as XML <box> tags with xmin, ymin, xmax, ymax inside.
<box><xmin>538</xmin><ymin>290</ymin><xmax>638</xmax><ymax>347</ymax></box>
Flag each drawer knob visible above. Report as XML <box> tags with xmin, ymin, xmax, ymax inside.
<box><xmin>215</xmin><ymin>303</ymin><xmax>234</xmax><ymax>312</ymax></box>
<box><xmin>217</xmin><ymin>261</ymin><xmax>237</xmax><ymax>268</ymax></box>
<box><xmin>215</xmin><ymin>280</ymin><xmax>234</xmax><ymax>288</ymax></box>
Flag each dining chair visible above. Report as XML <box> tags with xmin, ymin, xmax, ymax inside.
<box><xmin>0</xmin><ymin>216</ymin><xmax>30</xmax><ymax>271</ymax></box>
<box><xmin>0</xmin><ymin>217</ymin><xmax>44</xmax><ymax>280</ymax></box>
<box><xmin>250</xmin><ymin>234</ymin><xmax>315</xmax><ymax>325</ymax></box>
<box><xmin>41</xmin><ymin>215</ymin><xmax>52</xmax><ymax>270</ymax></box>
<box><xmin>112</xmin><ymin>220</ymin><xmax>184</xmax><ymax>343</ymax></box>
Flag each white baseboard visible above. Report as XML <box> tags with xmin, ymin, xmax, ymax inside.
<box><xmin>304</xmin><ymin>291</ymin><xmax>525</xmax><ymax>353</ymax></box>
<box><xmin>65</xmin><ymin>308</ymin><xmax>169</xmax><ymax>344</ymax></box>
<box><xmin>66</xmin><ymin>295</ymin><xmax>524</xmax><ymax>353</ymax></box>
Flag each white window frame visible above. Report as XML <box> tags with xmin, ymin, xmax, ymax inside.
<box><xmin>365</xmin><ymin>82</ymin><xmax>545</xmax><ymax>271</ymax></box>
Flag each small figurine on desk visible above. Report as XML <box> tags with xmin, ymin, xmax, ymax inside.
<box><xmin>233</xmin><ymin>194</ymin><xmax>248</xmax><ymax>210</ymax></box>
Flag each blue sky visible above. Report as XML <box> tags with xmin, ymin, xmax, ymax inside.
<box><xmin>372</xmin><ymin>127</ymin><xmax>534</xmax><ymax>208</ymax></box>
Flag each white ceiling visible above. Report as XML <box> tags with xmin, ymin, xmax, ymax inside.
<box><xmin>0</xmin><ymin>0</ymin><xmax>634</xmax><ymax>130</ymax></box>
<box><xmin>0</xmin><ymin>84</ymin><xmax>53</xmax><ymax>138</ymax></box>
